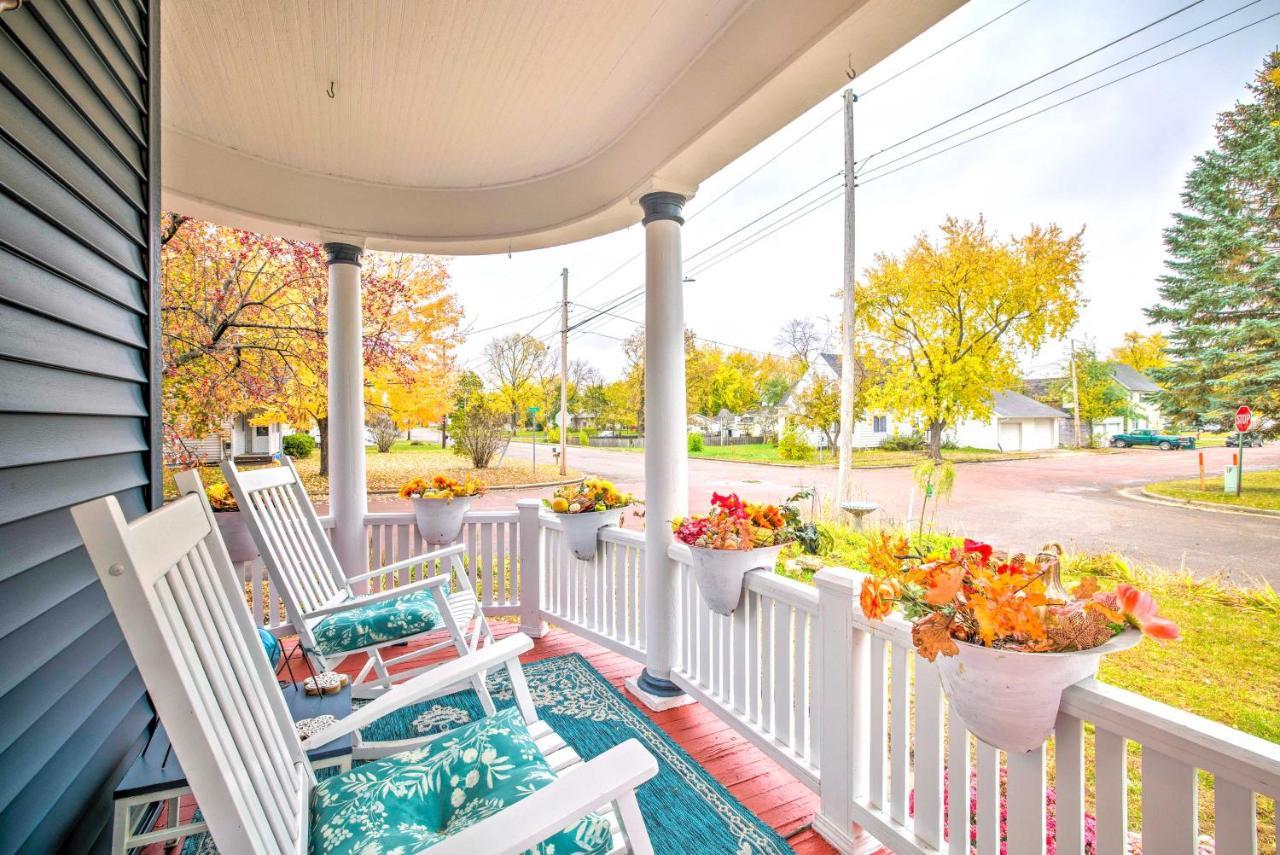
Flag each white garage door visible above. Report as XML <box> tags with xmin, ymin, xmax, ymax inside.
<box><xmin>999</xmin><ymin>420</ymin><xmax>1022</xmax><ymax>451</ymax></box>
<box><xmin>1026</xmin><ymin>419</ymin><xmax>1054</xmax><ymax>450</ymax></box>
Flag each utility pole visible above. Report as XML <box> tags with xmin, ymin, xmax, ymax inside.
<box><xmin>836</xmin><ymin>88</ymin><xmax>857</xmax><ymax>504</ymax></box>
<box><xmin>1069</xmin><ymin>339</ymin><xmax>1082</xmax><ymax>448</ymax></box>
<box><xmin>559</xmin><ymin>267</ymin><xmax>569</xmax><ymax>475</ymax></box>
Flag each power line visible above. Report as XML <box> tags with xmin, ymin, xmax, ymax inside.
<box><xmin>857</xmin><ymin>9</ymin><xmax>1280</xmax><ymax>187</ymax></box>
<box><xmin>856</xmin><ymin>0</ymin><xmax>1038</xmax><ymax>97</ymax></box>
<box><xmin>855</xmin><ymin>0</ymin><xmax>1208</xmax><ymax>165</ymax></box>
<box><xmin>684</xmin><ymin>171</ymin><xmax>844</xmax><ymax>264</ymax></box>
<box><xmin>857</xmin><ymin>0</ymin><xmax>1267</xmax><ymax>181</ymax></box>
<box><xmin>687</xmin><ymin>185</ymin><xmax>845</xmax><ymax>278</ymax></box>
<box><xmin>465</xmin><ymin>304</ymin><xmax>559</xmax><ymax>335</ymax></box>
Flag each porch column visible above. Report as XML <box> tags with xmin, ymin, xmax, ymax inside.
<box><xmin>627</xmin><ymin>191</ymin><xmax>693</xmax><ymax>710</ymax></box>
<box><xmin>324</xmin><ymin>242</ymin><xmax>368</xmax><ymax>578</ymax></box>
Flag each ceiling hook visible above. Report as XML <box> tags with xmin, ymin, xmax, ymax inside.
<box><xmin>845</xmin><ymin>54</ymin><xmax>857</xmax><ymax>81</ymax></box>
<box><xmin>0</xmin><ymin>0</ymin><xmax>25</xmax><ymax>13</ymax></box>
<box><xmin>326</xmin><ymin>81</ymin><xmax>336</xmax><ymax>99</ymax></box>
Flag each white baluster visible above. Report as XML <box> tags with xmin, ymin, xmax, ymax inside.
<box><xmin>889</xmin><ymin>643</ymin><xmax>910</xmax><ymax>825</ymax></box>
<box><xmin>1141</xmin><ymin>747</ymin><xmax>1197</xmax><ymax>853</ymax></box>
<box><xmin>975</xmin><ymin>741</ymin><xmax>1000</xmax><ymax>855</ymax></box>
<box><xmin>1213</xmin><ymin>778</ymin><xmax>1256</xmax><ymax>855</ymax></box>
<box><xmin>914</xmin><ymin>659</ymin><xmax>945</xmax><ymax>848</ymax></box>
<box><xmin>947</xmin><ymin>705</ymin><xmax>970</xmax><ymax>855</ymax></box>
<box><xmin>1094</xmin><ymin>728</ymin><xmax>1128</xmax><ymax>855</ymax></box>
<box><xmin>1006</xmin><ymin>745</ymin><xmax>1046</xmax><ymax>855</ymax></box>
<box><xmin>1055</xmin><ymin>712</ymin><xmax>1085</xmax><ymax>855</ymax></box>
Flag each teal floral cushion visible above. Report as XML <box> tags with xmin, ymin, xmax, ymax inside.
<box><xmin>311</xmin><ymin>588</ymin><xmax>442</xmax><ymax>656</ymax></box>
<box><xmin>309</xmin><ymin>706</ymin><xmax>612</xmax><ymax>854</ymax></box>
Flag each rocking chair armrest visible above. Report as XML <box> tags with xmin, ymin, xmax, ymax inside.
<box><xmin>346</xmin><ymin>542</ymin><xmax>467</xmax><ymax>584</ymax></box>
<box><xmin>426</xmin><ymin>740</ymin><xmax>659</xmax><ymax>855</ymax></box>
<box><xmin>299</xmin><ymin>633</ymin><xmax>535</xmax><ymax>751</ymax></box>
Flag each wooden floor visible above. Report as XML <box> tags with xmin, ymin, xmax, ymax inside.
<box><xmin>334</xmin><ymin>621</ymin><xmax>839</xmax><ymax>854</ymax></box>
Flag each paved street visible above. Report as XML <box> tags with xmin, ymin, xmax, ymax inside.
<box><xmin>373</xmin><ymin>442</ymin><xmax>1280</xmax><ymax>584</ymax></box>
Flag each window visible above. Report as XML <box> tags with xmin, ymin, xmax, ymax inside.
<box><xmin>256</xmin><ymin>426</ymin><xmax>270</xmax><ymax>437</ymax></box>
<box><xmin>873</xmin><ymin>415</ymin><xmax>888</xmax><ymax>433</ymax></box>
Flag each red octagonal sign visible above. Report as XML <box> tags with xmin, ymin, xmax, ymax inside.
<box><xmin>1236</xmin><ymin>405</ymin><xmax>1252</xmax><ymax>433</ymax></box>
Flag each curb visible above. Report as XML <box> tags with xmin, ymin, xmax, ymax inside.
<box><xmin>1120</xmin><ymin>486</ymin><xmax>1280</xmax><ymax>519</ymax></box>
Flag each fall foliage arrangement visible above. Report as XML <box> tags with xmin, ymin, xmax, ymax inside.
<box><xmin>546</xmin><ymin>479</ymin><xmax>633</xmax><ymax>514</ymax></box>
<box><xmin>398</xmin><ymin>474</ymin><xmax>485</xmax><ymax>501</ymax></box>
<box><xmin>205</xmin><ymin>482</ymin><xmax>239</xmax><ymax>512</ymax></box>
<box><xmin>673</xmin><ymin>492</ymin><xmax>822</xmax><ymax>552</ymax></box>
<box><xmin>859</xmin><ymin>535</ymin><xmax>1179</xmax><ymax>660</ymax></box>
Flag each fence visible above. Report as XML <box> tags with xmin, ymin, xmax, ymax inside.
<box><xmin>237</xmin><ymin>501</ymin><xmax>1279</xmax><ymax>854</ymax></box>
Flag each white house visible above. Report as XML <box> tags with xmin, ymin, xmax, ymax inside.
<box><xmin>776</xmin><ymin>353</ymin><xmax>909</xmax><ymax>449</ymax></box>
<box><xmin>1094</xmin><ymin>364</ymin><xmax>1165</xmax><ymax>439</ymax></box>
<box><xmin>176</xmin><ymin>411</ymin><xmax>286</xmax><ymax>464</ymax></box>
<box><xmin>949</xmin><ymin>391</ymin><xmax>1069</xmax><ymax>452</ymax></box>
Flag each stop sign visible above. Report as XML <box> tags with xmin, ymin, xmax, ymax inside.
<box><xmin>1235</xmin><ymin>405</ymin><xmax>1252</xmax><ymax>433</ymax></box>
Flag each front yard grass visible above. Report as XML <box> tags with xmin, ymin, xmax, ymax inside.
<box><xmin>787</xmin><ymin>526</ymin><xmax>1280</xmax><ymax>848</ymax></box>
<box><xmin>1146</xmin><ymin>467</ymin><xmax>1280</xmax><ymax>512</ymax></box>
<box><xmin>163</xmin><ymin>443</ymin><xmax>578</xmax><ymax>500</ymax></box>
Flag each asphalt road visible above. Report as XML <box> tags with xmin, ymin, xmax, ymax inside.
<box><xmin>374</xmin><ymin>442</ymin><xmax>1280</xmax><ymax>584</ymax></box>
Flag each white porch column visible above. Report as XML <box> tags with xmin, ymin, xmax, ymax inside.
<box><xmin>627</xmin><ymin>191</ymin><xmax>693</xmax><ymax>710</ymax></box>
<box><xmin>324</xmin><ymin>242</ymin><xmax>368</xmax><ymax>579</ymax></box>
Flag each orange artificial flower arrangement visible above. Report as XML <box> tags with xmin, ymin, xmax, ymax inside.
<box><xmin>859</xmin><ymin>534</ymin><xmax>1179</xmax><ymax>661</ymax></box>
<box><xmin>398</xmin><ymin>474</ymin><xmax>485</xmax><ymax>501</ymax></box>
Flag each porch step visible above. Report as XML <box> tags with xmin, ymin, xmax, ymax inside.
<box><xmin>233</xmin><ymin>453</ymin><xmax>275</xmax><ymax>466</ymax></box>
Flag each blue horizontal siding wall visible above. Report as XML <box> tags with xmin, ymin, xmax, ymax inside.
<box><xmin>0</xmin><ymin>0</ymin><xmax>160</xmax><ymax>851</ymax></box>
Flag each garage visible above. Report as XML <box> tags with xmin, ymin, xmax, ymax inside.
<box><xmin>999</xmin><ymin>420</ymin><xmax>1023</xmax><ymax>451</ymax></box>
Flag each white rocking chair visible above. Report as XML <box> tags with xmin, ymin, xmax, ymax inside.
<box><xmin>175</xmin><ymin>460</ymin><xmax>495</xmax><ymax>701</ymax></box>
<box><xmin>72</xmin><ymin>493</ymin><xmax>658</xmax><ymax>855</ymax></box>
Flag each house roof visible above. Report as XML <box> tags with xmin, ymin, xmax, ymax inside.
<box><xmin>1110</xmin><ymin>363</ymin><xmax>1161</xmax><ymax>392</ymax></box>
<box><xmin>993</xmin><ymin>390</ymin><xmax>1070</xmax><ymax>419</ymax></box>
<box><xmin>161</xmin><ymin>1</ymin><xmax>961</xmax><ymax>254</ymax></box>
<box><xmin>820</xmin><ymin>353</ymin><xmax>842</xmax><ymax>376</ymax></box>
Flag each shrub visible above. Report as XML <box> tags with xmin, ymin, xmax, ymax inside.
<box><xmin>409</xmin><ymin>439</ymin><xmax>425</xmax><ymax>446</ymax></box>
<box><xmin>578</xmin><ymin>429</ymin><xmax>590</xmax><ymax>446</ymax></box>
<box><xmin>778</xmin><ymin>426</ymin><xmax>813</xmax><ymax>460</ymax></box>
<box><xmin>367</xmin><ymin>412</ymin><xmax>399</xmax><ymax>453</ymax></box>
<box><xmin>282</xmin><ymin>432</ymin><xmax>316</xmax><ymax>459</ymax></box>
<box><xmin>449</xmin><ymin>403</ymin><xmax>509</xmax><ymax>469</ymax></box>
<box><xmin>545</xmin><ymin>426</ymin><xmax>560</xmax><ymax>444</ymax></box>
<box><xmin>687</xmin><ymin>432</ymin><xmax>704</xmax><ymax>453</ymax></box>
<box><xmin>880</xmin><ymin>432</ymin><xmax>926</xmax><ymax>451</ymax></box>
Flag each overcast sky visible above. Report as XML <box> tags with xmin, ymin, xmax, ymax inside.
<box><xmin>447</xmin><ymin>0</ymin><xmax>1280</xmax><ymax>381</ymax></box>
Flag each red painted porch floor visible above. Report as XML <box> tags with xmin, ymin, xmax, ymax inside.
<box><xmin>340</xmin><ymin>621</ymin><xmax>839</xmax><ymax>854</ymax></box>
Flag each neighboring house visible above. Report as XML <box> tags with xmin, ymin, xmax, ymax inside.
<box><xmin>775</xmin><ymin>353</ymin><xmax>908</xmax><ymax>449</ymax></box>
<box><xmin>948</xmin><ymin>391</ymin><xmax>1069</xmax><ymax>452</ymax></box>
<box><xmin>1025</xmin><ymin>365</ymin><xmax>1166</xmax><ymax>444</ymax></box>
<box><xmin>687</xmin><ymin>413</ymin><xmax>717</xmax><ymax>434</ymax></box>
<box><xmin>1098</xmin><ymin>364</ymin><xmax>1165</xmax><ymax>438</ymax></box>
<box><xmin>174</xmin><ymin>411</ymin><xmax>286</xmax><ymax>464</ymax></box>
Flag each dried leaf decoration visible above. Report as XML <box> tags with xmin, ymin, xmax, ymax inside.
<box><xmin>1046</xmin><ymin>603</ymin><xmax>1115</xmax><ymax>651</ymax></box>
<box><xmin>924</xmin><ymin>562</ymin><xmax>964</xmax><ymax>606</ymax></box>
<box><xmin>1071</xmin><ymin>577</ymin><xmax>1100</xmax><ymax>600</ymax></box>
<box><xmin>913</xmin><ymin>613</ymin><xmax>959</xmax><ymax>662</ymax></box>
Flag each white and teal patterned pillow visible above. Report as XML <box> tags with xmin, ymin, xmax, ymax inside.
<box><xmin>310</xmin><ymin>706</ymin><xmax>612</xmax><ymax>854</ymax></box>
<box><xmin>310</xmin><ymin>588</ymin><xmax>442</xmax><ymax>655</ymax></box>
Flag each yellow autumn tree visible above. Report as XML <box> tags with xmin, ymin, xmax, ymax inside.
<box><xmin>1109</xmin><ymin>331</ymin><xmax>1168</xmax><ymax>374</ymax></box>
<box><xmin>857</xmin><ymin>216</ymin><xmax>1084</xmax><ymax>459</ymax></box>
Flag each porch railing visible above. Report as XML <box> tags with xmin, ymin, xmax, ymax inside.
<box><xmin>235</xmin><ymin>501</ymin><xmax>1280</xmax><ymax>853</ymax></box>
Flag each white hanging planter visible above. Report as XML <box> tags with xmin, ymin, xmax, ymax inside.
<box><xmin>411</xmin><ymin>497</ymin><xmax>472</xmax><ymax>546</ymax></box>
<box><xmin>935</xmin><ymin>629</ymin><xmax>1140</xmax><ymax>753</ymax></box>
<box><xmin>556</xmin><ymin>508</ymin><xmax>623</xmax><ymax>561</ymax></box>
<box><xmin>214</xmin><ymin>511</ymin><xmax>259</xmax><ymax>564</ymax></box>
<box><xmin>687</xmin><ymin>544</ymin><xmax>785</xmax><ymax>616</ymax></box>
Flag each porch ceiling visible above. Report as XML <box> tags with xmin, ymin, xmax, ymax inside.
<box><xmin>161</xmin><ymin>0</ymin><xmax>963</xmax><ymax>254</ymax></box>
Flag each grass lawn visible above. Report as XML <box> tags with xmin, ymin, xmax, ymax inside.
<box><xmin>785</xmin><ymin>526</ymin><xmax>1280</xmax><ymax>848</ymax></box>
<box><xmin>163</xmin><ymin>443</ymin><xmax>578</xmax><ymax>500</ymax></box>
<box><xmin>1146</xmin><ymin>467</ymin><xmax>1280</xmax><ymax>512</ymax></box>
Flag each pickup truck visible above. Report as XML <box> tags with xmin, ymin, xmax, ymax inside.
<box><xmin>1109</xmin><ymin>429</ymin><xmax>1195</xmax><ymax>450</ymax></box>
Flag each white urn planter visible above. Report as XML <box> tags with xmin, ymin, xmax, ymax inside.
<box><xmin>687</xmin><ymin>544</ymin><xmax>785</xmax><ymax>616</ymax></box>
<box><xmin>411</xmin><ymin>497</ymin><xmax>472</xmax><ymax>546</ymax></box>
<box><xmin>556</xmin><ymin>508</ymin><xmax>623</xmax><ymax>561</ymax></box>
<box><xmin>214</xmin><ymin>511</ymin><xmax>259</xmax><ymax>564</ymax></box>
<box><xmin>935</xmin><ymin>629</ymin><xmax>1140</xmax><ymax>753</ymax></box>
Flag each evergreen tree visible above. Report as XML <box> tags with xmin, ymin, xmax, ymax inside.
<box><xmin>1146</xmin><ymin>52</ymin><xmax>1280</xmax><ymax>427</ymax></box>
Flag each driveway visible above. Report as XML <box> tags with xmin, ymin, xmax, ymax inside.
<box><xmin>373</xmin><ymin>443</ymin><xmax>1280</xmax><ymax>584</ymax></box>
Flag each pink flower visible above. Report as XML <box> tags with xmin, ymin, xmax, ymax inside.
<box><xmin>1114</xmin><ymin>584</ymin><xmax>1181</xmax><ymax>640</ymax></box>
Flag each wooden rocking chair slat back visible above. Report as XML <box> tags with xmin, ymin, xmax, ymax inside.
<box><xmin>73</xmin><ymin>494</ymin><xmax>312</xmax><ymax>855</ymax></box>
<box><xmin>222</xmin><ymin>459</ymin><xmax>348</xmax><ymax>620</ymax></box>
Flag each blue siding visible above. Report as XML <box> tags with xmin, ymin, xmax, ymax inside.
<box><xmin>0</xmin><ymin>0</ymin><xmax>159</xmax><ymax>851</ymax></box>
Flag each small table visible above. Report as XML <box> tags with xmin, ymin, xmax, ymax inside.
<box><xmin>112</xmin><ymin>684</ymin><xmax>353</xmax><ymax>854</ymax></box>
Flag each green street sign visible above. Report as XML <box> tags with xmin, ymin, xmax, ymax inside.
<box><xmin>528</xmin><ymin>406</ymin><xmax>540</xmax><ymax>414</ymax></box>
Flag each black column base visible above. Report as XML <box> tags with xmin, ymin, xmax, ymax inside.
<box><xmin>636</xmin><ymin>668</ymin><xmax>684</xmax><ymax>697</ymax></box>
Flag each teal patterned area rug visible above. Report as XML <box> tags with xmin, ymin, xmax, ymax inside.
<box><xmin>360</xmin><ymin>653</ymin><xmax>793</xmax><ymax>854</ymax></box>
<box><xmin>183</xmin><ymin>653</ymin><xmax>792</xmax><ymax>854</ymax></box>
